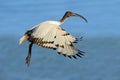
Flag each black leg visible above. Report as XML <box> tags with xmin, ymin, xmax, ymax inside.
<box><xmin>26</xmin><ymin>42</ymin><xmax>33</xmax><ymax>66</ymax></box>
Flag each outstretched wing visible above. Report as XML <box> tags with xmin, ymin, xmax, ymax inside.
<box><xmin>53</xmin><ymin>27</ymin><xmax>84</xmax><ymax>58</ymax></box>
<box><xmin>27</xmin><ymin>22</ymin><xmax>84</xmax><ymax>58</ymax></box>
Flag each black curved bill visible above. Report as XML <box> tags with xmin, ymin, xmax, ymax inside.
<box><xmin>71</xmin><ymin>13</ymin><xmax>88</xmax><ymax>23</ymax></box>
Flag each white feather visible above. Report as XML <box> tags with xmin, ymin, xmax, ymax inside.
<box><xmin>19</xmin><ymin>35</ymin><xmax>28</xmax><ymax>44</ymax></box>
<box><xmin>23</xmin><ymin>21</ymin><xmax>81</xmax><ymax>56</ymax></box>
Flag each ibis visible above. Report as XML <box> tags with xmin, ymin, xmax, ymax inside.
<box><xmin>19</xmin><ymin>11</ymin><xmax>88</xmax><ymax>66</ymax></box>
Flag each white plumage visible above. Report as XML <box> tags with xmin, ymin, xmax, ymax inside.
<box><xmin>19</xmin><ymin>11</ymin><xmax>88</xmax><ymax>66</ymax></box>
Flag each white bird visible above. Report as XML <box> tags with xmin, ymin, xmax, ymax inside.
<box><xmin>19</xmin><ymin>11</ymin><xmax>88</xmax><ymax>66</ymax></box>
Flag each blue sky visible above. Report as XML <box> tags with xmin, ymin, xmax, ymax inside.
<box><xmin>0</xmin><ymin>0</ymin><xmax>120</xmax><ymax>37</ymax></box>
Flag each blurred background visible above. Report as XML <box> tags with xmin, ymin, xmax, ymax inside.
<box><xmin>0</xmin><ymin>0</ymin><xmax>120</xmax><ymax>80</ymax></box>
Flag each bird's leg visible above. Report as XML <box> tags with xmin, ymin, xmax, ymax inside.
<box><xmin>26</xmin><ymin>43</ymin><xmax>33</xmax><ymax>66</ymax></box>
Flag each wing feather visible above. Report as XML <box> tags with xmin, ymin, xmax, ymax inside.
<box><xmin>27</xmin><ymin>22</ymin><xmax>84</xmax><ymax>58</ymax></box>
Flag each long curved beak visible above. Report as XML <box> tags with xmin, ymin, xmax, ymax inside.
<box><xmin>71</xmin><ymin>13</ymin><xmax>88</xmax><ymax>23</ymax></box>
<box><xmin>60</xmin><ymin>11</ymin><xmax>88</xmax><ymax>23</ymax></box>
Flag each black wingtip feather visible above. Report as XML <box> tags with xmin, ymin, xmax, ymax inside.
<box><xmin>63</xmin><ymin>54</ymin><xmax>67</xmax><ymax>57</ymax></box>
<box><xmin>68</xmin><ymin>56</ymin><xmax>72</xmax><ymax>59</ymax></box>
<box><xmin>76</xmin><ymin>54</ymin><xmax>82</xmax><ymax>58</ymax></box>
<box><xmin>72</xmin><ymin>55</ymin><xmax>77</xmax><ymax>59</ymax></box>
<box><xmin>57</xmin><ymin>52</ymin><xmax>61</xmax><ymax>54</ymax></box>
<box><xmin>53</xmin><ymin>48</ymin><xmax>57</xmax><ymax>50</ymax></box>
<box><xmin>58</xmin><ymin>50</ymin><xmax>85</xmax><ymax>59</ymax></box>
<box><xmin>78</xmin><ymin>50</ymin><xmax>85</xmax><ymax>55</ymax></box>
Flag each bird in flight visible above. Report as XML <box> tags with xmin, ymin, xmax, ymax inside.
<box><xmin>19</xmin><ymin>11</ymin><xmax>88</xmax><ymax>66</ymax></box>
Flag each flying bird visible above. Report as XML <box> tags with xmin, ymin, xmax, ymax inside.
<box><xmin>19</xmin><ymin>11</ymin><xmax>88</xmax><ymax>66</ymax></box>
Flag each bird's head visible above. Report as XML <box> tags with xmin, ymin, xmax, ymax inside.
<box><xmin>60</xmin><ymin>11</ymin><xmax>88</xmax><ymax>23</ymax></box>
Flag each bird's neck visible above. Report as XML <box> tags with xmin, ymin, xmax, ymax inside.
<box><xmin>59</xmin><ymin>15</ymin><xmax>68</xmax><ymax>24</ymax></box>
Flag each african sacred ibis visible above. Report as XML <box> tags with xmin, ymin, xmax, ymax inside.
<box><xmin>20</xmin><ymin>11</ymin><xmax>88</xmax><ymax>66</ymax></box>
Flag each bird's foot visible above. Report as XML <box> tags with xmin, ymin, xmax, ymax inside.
<box><xmin>26</xmin><ymin>54</ymin><xmax>31</xmax><ymax>66</ymax></box>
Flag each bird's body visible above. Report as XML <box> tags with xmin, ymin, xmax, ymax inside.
<box><xmin>20</xmin><ymin>11</ymin><xmax>87</xmax><ymax>66</ymax></box>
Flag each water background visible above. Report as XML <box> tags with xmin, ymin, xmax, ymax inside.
<box><xmin>0</xmin><ymin>0</ymin><xmax>120</xmax><ymax>80</ymax></box>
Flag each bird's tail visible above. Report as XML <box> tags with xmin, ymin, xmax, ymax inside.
<box><xmin>19</xmin><ymin>35</ymin><xmax>28</xmax><ymax>44</ymax></box>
